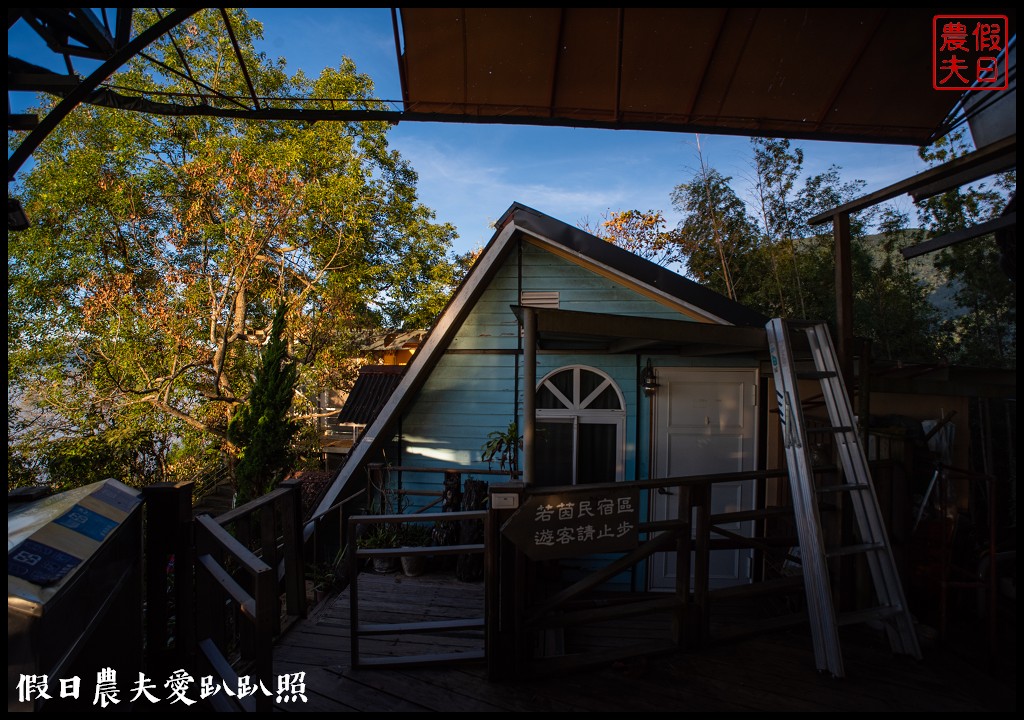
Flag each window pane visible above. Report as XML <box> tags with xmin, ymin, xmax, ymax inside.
<box><xmin>586</xmin><ymin>384</ymin><xmax>621</xmax><ymax>410</ymax></box>
<box><xmin>576</xmin><ymin>423</ymin><xmax>617</xmax><ymax>484</ymax></box>
<box><xmin>536</xmin><ymin>421</ymin><xmax>573</xmax><ymax>487</ymax></box>
<box><xmin>579</xmin><ymin>369</ymin><xmax>603</xmax><ymax>401</ymax></box>
<box><xmin>537</xmin><ymin>384</ymin><xmax>565</xmax><ymax>409</ymax></box>
<box><xmin>547</xmin><ymin>369</ymin><xmax>574</xmax><ymax>404</ymax></box>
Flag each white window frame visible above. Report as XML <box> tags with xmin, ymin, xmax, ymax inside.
<box><xmin>535</xmin><ymin>365</ymin><xmax>626</xmax><ymax>483</ymax></box>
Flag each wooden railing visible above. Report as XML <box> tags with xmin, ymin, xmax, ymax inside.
<box><xmin>486</xmin><ymin>469</ymin><xmax>794</xmax><ymax>678</ymax></box>
<box><xmin>347</xmin><ymin>509</ymin><xmax>489</xmax><ymax>668</ymax></box>
<box><xmin>192</xmin><ymin>479</ymin><xmax>305</xmax><ymax>712</ymax></box>
<box><xmin>339</xmin><ymin>465</ymin><xmax>503</xmax><ymax>668</ymax></box>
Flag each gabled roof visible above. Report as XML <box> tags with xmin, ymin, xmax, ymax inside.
<box><xmin>498</xmin><ymin>203</ymin><xmax>766</xmax><ymax>327</ymax></box>
<box><xmin>311</xmin><ymin>203</ymin><xmax>764</xmax><ymax>518</ymax></box>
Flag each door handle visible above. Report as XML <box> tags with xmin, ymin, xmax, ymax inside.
<box><xmin>658</xmin><ymin>487</ymin><xmax>674</xmax><ymax>495</ymax></box>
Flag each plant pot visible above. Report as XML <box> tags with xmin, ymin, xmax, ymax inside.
<box><xmin>401</xmin><ymin>552</ymin><xmax>428</xmax><ymax>577</ymax></box>
<box><xmin>372</xmin><ymin>556</ymin><xmax>398</xmax><ymax>574</ymax></box>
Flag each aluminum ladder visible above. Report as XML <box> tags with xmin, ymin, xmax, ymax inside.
<box><xmin>766</xmin><ymin>318</ymin><xmax>921</xmax><ymax>677</ymax></box>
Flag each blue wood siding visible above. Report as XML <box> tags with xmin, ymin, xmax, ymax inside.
<box><xmin>449</xmin><ymin>241</ymin><xmax>691</xmax><ymax>352</ymax></box>
<box><xmin>396</xmin><ymin>239</ymin><xmax>755</xmax><ymax>589</ymax></box>
<box><xmin>401</xmin><ymin>240</ymin><xmax>697</xmax><ymax>488</ymax></box>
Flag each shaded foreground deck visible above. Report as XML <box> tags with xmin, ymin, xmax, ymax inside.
<box><xmin>273</xmin><ymin>571</ymin><xmax>1014</xmax><ymax>712</ymax></box>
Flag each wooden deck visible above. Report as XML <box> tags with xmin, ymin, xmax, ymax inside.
<box><xmin>273</xmin><ymin>570</ymin><xmax>1015</xmax><ymax>712</ymax></box>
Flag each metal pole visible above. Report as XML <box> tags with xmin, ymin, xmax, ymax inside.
<box><xmin>523</xmin><ymin>307</ymin><xmax>537</xmax><ymax>488</ymax></box>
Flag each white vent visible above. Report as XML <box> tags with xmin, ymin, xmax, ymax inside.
<box><xmin>520</xmin><ymin>291</ymin><xmax>560</xmax><ymax>309</ymax></box>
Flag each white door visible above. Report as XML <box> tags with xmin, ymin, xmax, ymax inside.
<box><xmin>649</xmin><ymin>368</ymin><xmax>757</xmax><ymax>591</ymax></box>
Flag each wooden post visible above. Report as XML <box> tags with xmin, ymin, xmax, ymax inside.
<box><xmin>259</xmin><ymin>503</ymin><xmax>280</xmax><ymax>636</ymax></box>
<box><xmin>833</xmin><ymin>211</ymin><xmax>855</xmax><ymax>390</ymax></box>
<box><xmin>523</xmin><ymin>307</ymin><xmax>537</xmax><ymax>488</ymax></box>
<box><xmin>433</xmin><ymin>472</ymin><xmax>462</xmax><ymax>554</ymax></box>
<box><xmin>143</xmin><ymin>481</ymin><xmax>194</xmax><ymax>678</ymax></box>
<box><xmin>349</xmin><ymin>513</ymin><xmax>361</xmax><ymax>666</ymax></box>
<box><xmin>279</xmin><ymin>479</ymin><xmax>307</xmax><ymax>620</ymax></box>
<box><xmin>692</xmin><ymin>480</ymin><xmax>711</xmax><ymax>647</ymax></box>
<box><xmin>672</xmin><ymin>484</ymin><xmax>694</xmax><ymax>649</ymax></box>
<box><xmin>487</xmin><ymin>483</ymin><xmax>525</xmax><ymax>681</ymax></box>
<box><xmin>253</xmin><ymin>562</ymin><xmax>275</xmax><ymax>713</ymax></box>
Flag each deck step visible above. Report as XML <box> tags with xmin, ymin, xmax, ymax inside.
<box><xmin>837</xmin><ymin>606</ymin><xmax>903</xmax><ymax>626</ymax></box>
<box><xmin>358</xmin><ymin>617</ymin><xmax>484</xmax><ymax>635</ymax></box>
<box><xmin>711</xmin><ymin>610</ymin><xmax>810</xmax><ymax>642</ymax></box>
<box><xmin>826</xmin><ymin>542</ymin><xmax>885</xmax><ymax>558</ymax></box>
<box><xmin>530</xmin><ymin>640</ymin><xmax>677</xmax><ymax>676</ymax></box>
<box><xmin>709</xmin><ymin>575</ymin><xmax>804</xmax><ymax>601</ymax></box>
<box><xmin>357</xmin><ymin>649</ymin><xmax>485</xmax><ymax>668</ymax></box>
<box><xmin>530</xmin><ymin>595</ymin><xmax>682</xmax><ymax>628</ymax></box>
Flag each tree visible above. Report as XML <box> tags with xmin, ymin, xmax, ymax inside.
<box><xmin>670</xmin><ymin>165</ymin><xmax>758</xmax><ymax>302</ymax></box>
<box><xmin>854</xmin><ymin>208</ymin><xmax>940</xmax><ymax>362</ymax></box>
<box><xmin>915</xmin><ymin>130</ymin><xmax>1015</xmax><ymax>367</ymax></box>
<box><xmin>228</xmin><ymin>304</ymin><xmax>299</xmax><ymax>504</ymax></box>
<box><xmin>749</xmin><ymin>138</ymin><xmax>806</xmax><ymax>317</ymax></box>
<box><xmin>8</xmin><ymin>9</ymin><xmax>465</xmax><ymax>492</ymax></box>
<box><xmin>583</xmin><ymin>209</ymin><xmax>684</xmax><ymax>271</ymax></box>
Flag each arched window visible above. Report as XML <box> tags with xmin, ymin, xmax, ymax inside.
<box><xmin>535</xmin><ymin>366</ymin><xmax>625</xmax><ymax>486</ymax></box>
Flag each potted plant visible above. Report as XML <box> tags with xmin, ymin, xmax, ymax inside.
<box><xmin>482</xmin><ymin>420</ymin><xmax>522</xmax><ymax>477</ymax></box>
<box><xmin>398</xmin><ymin>523</ymin><xmax>434</xmax><ymax>577</ymax></box>
<box><xmin>357</xmin><ymin>523</ymin><xmax>401</xmax><ymax>573</ymax></box>
<box><xmin>310</xmin><ymin>562</ymin><xmax>336</xmax><ymax>604</ymax></box>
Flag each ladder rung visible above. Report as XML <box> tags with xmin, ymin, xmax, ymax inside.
<box><xmin>837</xmin><ymin>606</ymin><xmax>903</xmax><ymax>626</ymax></box>
<box><xmin>826</xmin><ymin>542</ymin><xmax>885</xmax><ymax>558</ymax></box>
<box><xmin>766</xmin><ymin>317</ymin><xmax>921</xmax><ymax>673</ymax></box>
<box><xmin>816</xmin><ymin>483</ymin><xmax>871</xmax><ymax>493</ymax></box>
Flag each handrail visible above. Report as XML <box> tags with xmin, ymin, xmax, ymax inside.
<box><xmin>367</xmin><ymin>463</ymin><xmax>522</xmax><ymax>477</ymax></box>
<box><xmin>194</xmin><ymin>514</ymin><xmax>276</xmax><ymax>712</ymax></box>
<box><xmin>215</xmin><ymin>485</ymin><xmax>293</xmax><ymax>527</ymax></box>
<box><xmin>522</xmin><ymin>467</ymin><xmax>789</xmax><ymax>496</ymax></box>
<box><xmin>347</xmin><ymin>503</ymin><xmax>489</xmax><ymax>668</ymax></box>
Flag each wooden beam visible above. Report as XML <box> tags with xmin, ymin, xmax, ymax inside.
<box><xmin>901</xmin><ymin>213</ymin><xmax>1016</xmax><ymax>259</ymax></box>
<box><xmin>808</xmin><ymin>135</ymin><xmax>1016</xmax><ymax>225</ymax></box>
<box><xmin>526</xmin><ymin>530</ymin><xmax>679</xmax><ymax>621</ymax></box>
<box><xmin>910</xmin><ymin>153</ymin><xmax>1017</xmax><ymax>202</ymax></box>
<box><xmin>514</xmin><ymin>305</ymin><xmax>767</xmax><ymax>350</ymax></box>
<box><xmin>833</xmin><ymin>212</ymin><xmax>854</xmax><ymax>388</ymax></box>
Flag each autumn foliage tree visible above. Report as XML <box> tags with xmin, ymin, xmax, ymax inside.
<box><xmin>8</xmin><ymin>10</ymin><xmax>465</xmax><ymax>492</ymax></box>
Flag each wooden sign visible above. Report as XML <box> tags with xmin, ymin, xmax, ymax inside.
<box><xmin>501</xmin><ymin>486</ymin><xmax>639</xmax><ymax>560</ymax></box>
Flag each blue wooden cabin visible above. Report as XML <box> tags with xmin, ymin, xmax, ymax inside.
<box><xmin>316</xmin><ymin>202</ymin><xmax>772</xmax><ymax>590</ymax></box>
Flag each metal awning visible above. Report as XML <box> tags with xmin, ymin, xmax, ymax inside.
<box><xmin>396</xmin><ymin>8</ymin><xmax>1012</xmax><ymax>146</ymax></box>
<box><xmin>12</xmin><ymin>8</ymin><xmax>1019</xmax><ymax>183</ymax></box>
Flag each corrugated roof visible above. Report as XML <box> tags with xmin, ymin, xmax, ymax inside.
<box><xmin>335</xmin><ymin>365</ymin><xmax>406</xmax><ymax>425</ymax></box>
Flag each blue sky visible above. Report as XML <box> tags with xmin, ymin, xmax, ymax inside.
<box><xmin>9</xmin><ymin>8</ymin><xmax>938</xmax><ymax>256</ymax></box>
